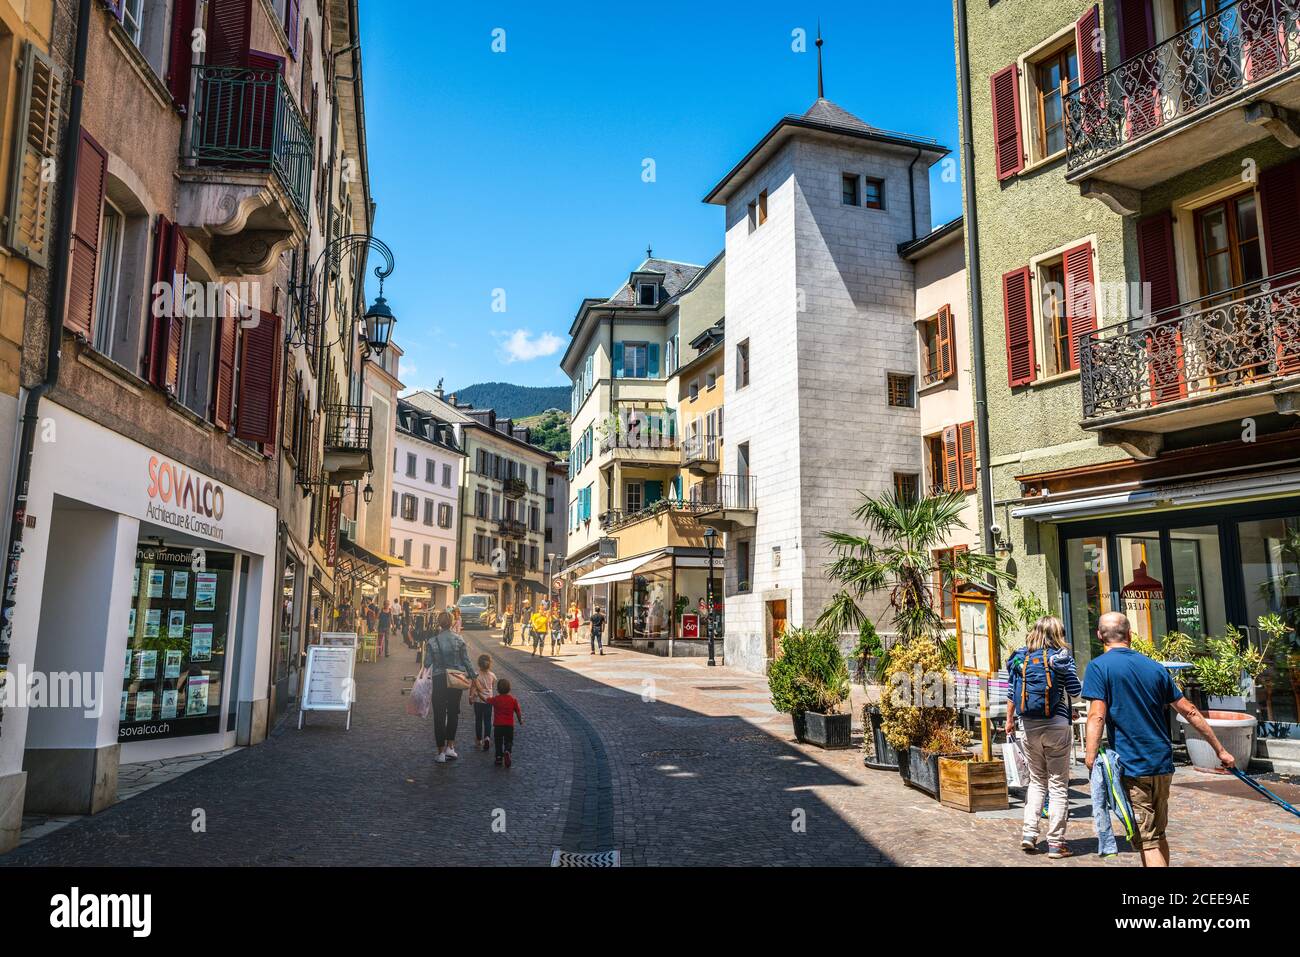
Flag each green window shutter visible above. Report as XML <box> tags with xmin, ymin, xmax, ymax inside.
<box><xmin>644</xmin><ymin>481</ymin><xmax>662</xmax><ymax>506</ymax></box>
<box><xmin>647</xmin><ymin>343</ymin><xmax>660</xmax><ymax>378</ymax></box>
<box><xmin>7</xmin><ymin>43</ymin><xmax>64</xmax><ymax>267</ymax></box>
<box><xmin>612</xmin><ymin>341</ymin><xmax>624</xmax><ymax>377</ymax></box>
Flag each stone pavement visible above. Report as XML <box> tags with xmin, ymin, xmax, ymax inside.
<box><xmin>3</xmin><ymin>629</ymin><xmax>1298</xmax><ymax>866</ymax></box>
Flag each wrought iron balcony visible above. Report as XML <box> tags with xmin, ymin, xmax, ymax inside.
<box><xmin>502</xmin><ymin>476</ymin><xmax>528</xmax><ymax>498</ymax></box>
<box><xmin>681</xmin><ymin>433</ymin><xmax>720</xmax><ymax>474</ymax></box>
<box><xmin>1065</xmin><ymin>0</ymin><xmax>1300</xmax><ymax>195</ymax></box>
<box><xmin>1079</xmin><ymin>271</ymin><xmax>1300</xmax><ymax>442</ymax></box>
<box><xmin>497</xmin><ymin>517</ymin><xmax>528</xmax><ymax>538</ymax></box>
<box><xmin>322</xmin><ymin>404</ymin><xmax>373</xmax><ymax>483</ymax></box>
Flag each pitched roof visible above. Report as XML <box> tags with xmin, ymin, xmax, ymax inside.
<box><xmin>602</xmin><ymin>258</ymin><xmax>705</xmax><ymax>306</ymax></box>
<box><xmin>802</xmin><ymin>97</ymin><xmax>875</xmax><ymax>133</ymax></box>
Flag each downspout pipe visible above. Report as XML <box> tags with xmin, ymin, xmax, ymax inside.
<box><xmin>908</xmin><ymin>146</ymin><xmax>922</xmax><ymax>243</ymax></box>
<box><xmin>955</xmin><ymin>0</ymin><xmax>997</xmax><ymax>558</ymax></box>
<box><xmin>0</xmin><ymin>0</ymin><xmax>93</xmax><ymax>664</ymax></box>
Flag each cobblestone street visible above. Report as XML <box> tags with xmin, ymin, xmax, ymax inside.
<box><xmin>4</xmin><ymin>630</ymin><xmax>1299</xmax><ymax>867</ymax></box>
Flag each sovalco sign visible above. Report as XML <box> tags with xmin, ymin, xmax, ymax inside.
<box><xmin>145</xmin><ymin>456</ymin><xmax>226</xmax><ymax>541</ymax></box>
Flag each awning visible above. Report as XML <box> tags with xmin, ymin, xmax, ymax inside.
<box><xmin>573</xmin><ymin>550</ymin><xmax>667</xmax><ymax>587</ymax></box>
<box><xmin>515</xmin><ymin>579</ymin><xmax>547</xmax><ymax>594</ymax></box>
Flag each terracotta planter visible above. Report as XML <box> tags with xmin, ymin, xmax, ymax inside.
<box><xmin>1178</xmin><ymin>709</ymin><xmax>1256</xmax><ymax>772</ymax></box>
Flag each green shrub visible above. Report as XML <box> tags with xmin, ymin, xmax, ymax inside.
<box><xmin>1191</xmin><ymin>624</ymin><xmax>1268</xmax><ymax>698</ymax></box>
<box><xmin>878</xmin><ymin>636</ymin><xmax>970</xmax><ymax>753</ymax></box>
<box><xmin>767</xmin><ymin>627</ymin><xmax>851</xmax><ymax>716</ymax></box>
<box><xmin>851</xmin><ymin>620</ymin><xmax>885</xmax><ymax>684</ymax></box>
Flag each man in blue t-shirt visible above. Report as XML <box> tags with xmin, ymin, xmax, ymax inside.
<box><xmin>1082</xmin><ymin>612</ymin><xmax>1235</xmax><ymax>867</ymax></box>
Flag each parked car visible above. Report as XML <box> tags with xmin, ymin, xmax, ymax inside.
<box><xmin>456</xmin><ymin>594</ymin><xmax>496</xmax><ymax>628</ymax></box>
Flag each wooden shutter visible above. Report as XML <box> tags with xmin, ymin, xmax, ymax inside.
<box><xmin>1136</xmin><ymin>210</ymin><xmax>1186</xmax><ymax>402</ymax></box>
<box><xmin>612</xmin><ymin>341</ymin><xmax>624</xmax><ymax>377</ymax></box>
<box><xmin>234</xmin><ymin>309</ymin><xmax>282</xmax><ymax>445</ymax></box>
<box><xmin>936</xmin><ymin>304</ymin><xmax>955</xmax><ymax>380</ymax></box>
<box><xmin>145</xmin><ymin>216</ymin><xmax>172</xmax><ymax>386</ymax></box>
<box><xmin>166</xmin><ymin>0</ymin><xmax>197</xmax><ymax>108</ymax></box>
<box><xmin>957</xmin><ymin>421</ymin><xmax>977</xmax><ymax>492</ymax></box>
<box><xmin>65</xmin><ymin>130</ymin><xmax>109</xmax><ymax>340</ymax></box>
<box><xmin>942</xmin><ymin>425</ymin><xmax>960</xmax><ymax>493</ymax></box>
<box><xmin>1259</xmin><ymin>159</ymin><xmax>1300</xmax><ymax>374</ymax></box>
<box><xmin>990</xmin><ymin>64</ymin><xmax>1023</xmax><ymax>181</ymax></box>
<box><xmin>1063</xmin><ymin>241</ymin><xmax>1096</xmax><ymax>371</ymax></box>
<box><xmin>1076</xmin><ymin>5</ymin><xmax>1104</xmax><ymax>87</ymax></box>
<box><xmin>213</xmin><ymin>305</ymin><xmax>239</xmax><ymax>429</ymax></box>
<box><xmin>1002</xmin><ymin>266</ymin><xmax>1036</xmax><ymax>387</ymax></box>
<box><xmin>1117</xmin><ymin>0</ymin><xmax>1155</xmax><ymax>61</ymax></box>
<box><xmin>162</xmin><ymin>227</ymin><xmax>190</xmax><ymax>395</ymax></box>
<box><xmin>285</xmin><ymin>0</ymin><xmax>301</xmax><ymax>57</ymax></box>
<box><xmin>6</xmin><ymin>43</ymin><xmax>63</xmax><ymax>267</ymax></box>
<box><xmin>207</xmin><ymin>0</ymin><xmax>253</xmax><ymax>67</ymax></box>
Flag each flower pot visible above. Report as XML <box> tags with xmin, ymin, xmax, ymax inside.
<box><xmin>791</xmin><ymin>711</ymin><xmax>808</xmax><ymax>743</ymax></box>
<box><xmin>904</xmin><ymin>746</ymin><xmax>969</xmax><ymax>799</ymax></box>
<box><xmin>1178</xmin><ymin>709</ymin><xmax>1256</xmax><ymax>772</ymax></box>
<box><xmin>803</xmin><ymin>711</ymin><xmax>852</xmax><ymax>749</ymax></box>
<box><xmin>938</xmin><ymin>756</ymin><xmax>1007</xmax><ymax>812</ymax></box>
<box><xmin>865</xmin><ymin>707</ymin><xmax>899</xmax><ymax>770</ymax></box>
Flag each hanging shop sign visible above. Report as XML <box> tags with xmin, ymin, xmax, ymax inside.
<box><xmin>326</xmin><ymin>498</ymin><xmax>341</xmax><ymax>567</ymax></box>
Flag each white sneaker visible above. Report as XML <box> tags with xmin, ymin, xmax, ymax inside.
<box><xmin>445</xmin><ymin>746</ymin><xmax>459</xmax><ymax>760</ymax></box>
<box><xmin>434</xmin><ymin>751</ymin><xmax>447</xmax><ymax>763</ymax></box>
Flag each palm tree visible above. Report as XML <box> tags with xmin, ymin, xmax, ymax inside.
<box><xmin>817</xmin><ymin>489</ymin><xmax>1004</xmax><ymax>649</ymax></box>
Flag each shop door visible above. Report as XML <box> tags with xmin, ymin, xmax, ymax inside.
<box><xmin>271</xmin><ymin>557</ymin><xmax>301</xmax><ymax>721</ymax></box>
<box><xmin>767</xmin><ymin>599</ymin><xmax>788</xmax><ymax>659</ymax></box>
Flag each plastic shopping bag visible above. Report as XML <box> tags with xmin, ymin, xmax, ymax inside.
<box><xmin>1002</xmin><ymin>734</ymin><xmax>1030</xmax><ymax>788</ymax></box>
<box><xmin>407</xmin><ymin>667</ymin><xmax>432</xmax><ymax>718</ymax></box>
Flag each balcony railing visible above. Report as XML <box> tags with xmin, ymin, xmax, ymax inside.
<box><xmin>681</xmin><ymin>433</ymin><xmax>720</xmax><ymax>467</ymax></box>
<box><xmin>1066</xmin><ymin>0</ymin><xmax>1300</xmax><ymax>172</ymax></box>
<box><xmin>324</xmin><ymin>404</ymin><xmax>372</xmax><ymax>453</ymax></box>
<box><xmin>1079</xmin><ymin>271</ymin><xmax>1300</xmax><ymax>421</ymax></box>
<box><xmin>598</xmin><ymin>498</ymin><xmax>720</xmax><ymax>533</ymax></box>
<box><xmin>187</xmin><ymin>65</ymin><xmax>313</xmax><ymax>217</ymax></box>
<box><xmin>502</xmin><ymin>477</ymin><xmax>528</xmax><ymax>498</ymax></box>
<box><xmin>689</xmin><ymin>474</ymin><xmax>757</xmax><ymax>511</ymax></box>
<box><xmin>497</xmin><ymin>517</ymin><xmax>527</xmax><ymax>538</ymax></box>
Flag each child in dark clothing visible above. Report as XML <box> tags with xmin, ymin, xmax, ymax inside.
<box><xmin>488</xmin><ymin>678</ymin><xmax>524</xmax><ymax>767</ymax></box>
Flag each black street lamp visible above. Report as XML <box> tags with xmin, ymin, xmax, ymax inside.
<box><xmin>288</xmin><ymin>234</ymin><xmax>397</xmax><ymax>358</ymax></box>
<box><xmin>704</xmin><ymin>526</ymin><xmax>717</xmax><ymax>667</ymax></box>
<box><xmin>362</xmin><ymin>481</ymin><xmax>374</xmax><ymax>505</ymax></box>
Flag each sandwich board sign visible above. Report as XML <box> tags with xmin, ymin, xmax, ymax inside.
<box><xmin>299</xmin><ymin>633</ymin><xmax>357</xmax><ymax>730</ymax></box>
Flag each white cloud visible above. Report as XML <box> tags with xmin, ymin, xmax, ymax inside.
<box><xmin>494</xmin><ymin>329</ymin><xmax>564</xmax><ymax>364</ymax></box>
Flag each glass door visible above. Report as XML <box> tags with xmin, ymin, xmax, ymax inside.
<box><xmin>1116</xmin><ymin>533</ymin><xmax>1167</xmax><ymax>647</ymax></box>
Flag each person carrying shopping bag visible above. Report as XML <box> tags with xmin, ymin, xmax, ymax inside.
<box><xmin>1005</xmin><ymin>615</ymin><xmax>1081</xmax><ymax>859</ymax></box>
<box><xmin>423</xmin><ymin>612</ymin><xmax>476</xmax><ymax>763</ymax></box>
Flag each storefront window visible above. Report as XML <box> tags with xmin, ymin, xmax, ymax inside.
<box><xmin>1065</xmin><ymin>536</ymin><xmax>1110</xmax><ymax>670</ymax></box>
<box><xmin>1168</xmin><ymin>525</ymin><xmax>1225</xmax><ymax>641</ymax></box>
<box><xmin>1117</xmin><ymin>532</ymin><xmax>1165</xmax><ymax>648</ymax></box>
<box><xmin>675</xmin><ymin>567</ymin><xmax>723</xmax><ymax>637</ymax></box>
<box><xmin>122</xmin><ymin>546</ymin><xmax>233</xmax><ymax>740</ymax></box>
<box><xmin>278</xmin><ymin>558</ymin><xmax>299</xmax><ymax>685</ymax></box>
<box><xmin>1238</xmin><ymin>515</ymin><xmax>1300</xmax><ymax>722</ymax></box>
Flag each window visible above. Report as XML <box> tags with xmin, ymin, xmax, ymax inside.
<box><xmin>637</xmin><ymin>283</ymin><xmax>657</xmax><ymax>306</ymax></box>
<box><xmin>894</xmin><ymin>472</ymin><xmax>920</xmax><ymax>503</ymax></box>
<box><xmin>736</xmin><ymin>540</ymin><xmax>752</xmax><ymax>593</ymax></box>
<box><xmin>1032</xmin><ymin>44</ymin><xmax>1078</xmax><ymax>160</ymax></box>
<box><xmin>423</xmin><ymin>499</ymin><xmax>435</xmax><ymax>525</ymax></box>
<box><xmin>624</xmin><ymin>343</ymin><xmax>648</xmax><ymax>378</ymax></box>
<box><xmin>689</xmin><ymin>379</ymin><xmax>699</xmax><ymax>400</ymax></box>
<box><xmin>927</xmin><ymin>434</ymin><xmax>947</xmax><ymax>493</ymax></box>
<box><xmin>442</xmin><ymin>463</ymin><xmax>452</xmax><ymax>487</ymax></box>
<box><xmin>122</xmin><ymin>0</ymin><xmax>144</xmax><ymax>45</ymax></box>
<box><xmin>391</xmin><ymin>491</ymin><xmax>398</xmax><ymax>517</ymax></box>
<box><xmin>92</xmin><ymin>201</ymin><xmax>125</xmax><ymax>356</ymax></box>
<box><xmin>426</xmin><ymin>459</ymin><xmax>435</xmax><ymax>483</ymax></box>
<box><xmin>887</xmin><ymin>373</ymin><xmax>914</xmax><ymax>408</ymax></box>
<box><xmin>422</xmin><ymin>544</ymin><xmax>431</xmax><ymax>569</ymax></box>
<box><xmin>531</xmin><ymin>467</ymin><xmax>539</xmax><ymax>492</ymax></box>
<box><xmin>178</xmin><ymin>296</ymin><xmax>217</xmax><ymax>419</ymax></box>
<box><xmin>437</xmin><ymin>503</ymin><xmax>453</xmax><ymax>528</ymax></box>
<box><xmin>401</xmin><ymin>494</ymin><xmax>418</xmax><ymax>522</ymax></box>
<box><xmin>439</xmin><ymin>546</ymin><xmax>448</xmax><ymax>571</ymax></box>
<box><xmin>626</xmin><ymin>481</ymin><xmax>643</xmax><ymax>514</ymax></box>
<box><xmin>933</xmin><ymin>546</ymin><xmax>969</xmax><ymax>621</ymax></box>
<box><xmin>929</xmin><ymin>423</ymin><xmax>978</xmax><ymax>493</ymax></box>
<box><xmin>1039</xmin><ymin>258</ymin><xmax>1071</xmax><ymax>376</ymax></box>
<box><xmin>406</xmin><ymin>453</ymin><xmax>417</xmax><ymax>477</ymax></box>
<box><xmin>736</xmin><ymin>339</ymin><xmax>750</xmax><ymax>389</ymax></box>
<box><xmin>863</xmin><ymin>177</ymin><xmax>884</xmax><ymax>210</ymax></box>
<box><xmin>920</xmin><ymin>315</ymin><xmax>941</xmax><ymax>384</ymax></box>
<box><xmin>842</xmin><ymin>173</ymin><xmax>859</xmax><ymax>206</ymax></box>
<box><xmin>758</xmin><ymin>190</ymin><xmax>768</xmax><ymax>225</ymax></box>
<box><xmin>1195</xmin><ymin>191</ymin><xmax>1263</xmax><ymax>304</ymax></box>
<box><xmin>706</xmin><ymin>371</ymin><xmax>717</xmax><ymax>389</ymax></box>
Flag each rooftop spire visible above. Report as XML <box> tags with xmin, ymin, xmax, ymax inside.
<box><xmin>816</xmin><ymin>21</ymin><xmax>824</xmax><ymax>99</ymax></box>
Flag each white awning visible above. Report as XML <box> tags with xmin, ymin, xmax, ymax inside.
<box><xmin>572</xmin><ymin>551</ymin><xmax>667</xmax><ymax>586</ymax></box>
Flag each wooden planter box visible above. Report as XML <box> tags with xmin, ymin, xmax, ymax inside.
<box><xmin>939</xmin><ymin>756</ymin><xmax>1009</xmax><ymax>812</ymax></box>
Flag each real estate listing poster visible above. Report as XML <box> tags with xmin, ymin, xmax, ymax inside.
<box><xmin>195</xmin><ymin>573</ymin><xmax>218</xmax><ymax>611</ymax></box>
<box><xmin>164</xmin><ymin>650</ymin><xmax>182</xmax><ymax>679</ymax></box>
<box><xmin>167</xmin><ymin>609</ymin><xmax>186</xmax><ymax>638</ymax></box>
<box><xmin>190</xmin><ymin>623</ymin><xmax>213</xmax><ymax>661</ymax></box>
<box><xmin>137</xmin><ymin>650</ymin><xmax>157</xmax><ymax>681</ymax></box>
<box><xmin>171</xmin><ymin>570</ymin><xmax>190</xmax><ymax>599</ymax></box>
<box><xmin>134</xmin><ymin>691</ymin><xmax>154</xmax><ymax>721</ymax></box>
<box><xmin>186</xmin><ymin>676</ymin><xmax>210</xmax><ymax>716</ymax></box>
<box><xmin>147</xmin><ymin>569</ymin><xmax>165</xmax><ymax>599</ymax></box>
<box><xmin>145</xmin><ymin>609</ymin><xmax>161</xmax><ymax>638</ymax></box>
<box><xmin>161</xmin><ymin>689</ymin><xmax>178</xmax><ymax>719</ymax></box>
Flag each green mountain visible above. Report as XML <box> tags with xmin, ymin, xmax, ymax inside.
<box><xmin>451</xmin><ymin>382</ymin><xmax>569</xmax><ymax>420</ymax></box>
<box><xmin>517</xmin><ymin>409</ymin><xmax>571</xmax><ymax>455</ymax></box>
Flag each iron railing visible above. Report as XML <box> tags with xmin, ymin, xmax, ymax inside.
<box><xmin>598</xmin><ymin>411</ymin><xmax>677</xmax><ymax>455</ymax></box>
<box><xmin>502</xmin><ymin>477</ymin><xmax>528</xmax><ymax>498</ymax></box>
<box><xmin>598</xmin><ymin>498</ymin><xmax>718</xmax><ymax>532</ymax></box>
<box><xmin>1065</xmin><ymin>0</ymin><xmax>1300</xmax><ymax>171</ymax></box>
<box><xmin>187</xmin><ymin>65</ymin><xmax>313</xmax><ymax>217</ymax></box>
<box><xmin>689</xmin><ymin>474</ymin><xmax>757</xmax><ymax>511</ymax></box>
<box><xmin>1079</xmin><ymin>271</ymin><xmax>1300</xmax><ymax>419</ymax></box>
<box><xmin>497</xmin><ymin>517</ymin><xmax>527</xmax><ymax>538</ymax></box>
<box><xmin>323</xmin><ymin>404</ymin><xmax>372</xmax><ymax>453</ymax></box>
<box><xmin>681</xmin><ymin>432</ymin><xmax>720</xmax><ymax>466</ymax></box>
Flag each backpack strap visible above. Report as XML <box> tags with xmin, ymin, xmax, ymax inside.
<box><xmin>1042</xmin><ymin>651</ymin><xmax>1053</xmax><ymax>717</ymax></box>
<box><xmin>1020</xmin><ymin>655</ymin><xmax>1028</xmax><ymax>714</ymax></box>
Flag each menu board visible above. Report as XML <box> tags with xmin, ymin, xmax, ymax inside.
<box><xmin>120</xmin><ymin>547</ymin><xmax>233</xmax><ymax>741</ymax></box>
<box><xmin>298</xmin><ymin>644</ymin><xmax>356</xmax><ymax>730</ymax></box>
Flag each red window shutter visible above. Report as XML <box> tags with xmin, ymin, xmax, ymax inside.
<box><xmin>66</xmin><ymin>130</ymin><xmax>109</xmax><ymax>340</ymax></box>
<box><xmin>1002</xmin><ymin>266</ymin><xmax>1036</xmax><ymax>386</ymax></box>
<box><xmin>1117</xmin><ymin>0</ymin><xmax>1155</xmax><ymax>61</ymax></box>
<box><xmin>1076</xmin><ymin>6</ymin><xmax>1104</xmax><ymax>87</ymax></box>
<box><xmin>1063</xmin><ymin>241</ymin><xmax>1096</xmax><ymax>371</ymax></box>
<box><xmin>234</xmin><ymin>309</ymin><xmax>282</xmax><ymax>446</ymax></box>
<box><xmin>1241</xmin><ymin>0</ymin><xmax>1286</xmax><ymax>82</ymax></box>
<box><xmin>942</xmin><ymin>425</ymin><xmax>960</xmax><ymax>493</ymax></box>
<box><xmin>166</xmin><ymin>0</ymin><xmax>197</xmax><ymax>108</ymax></box>
<box><xmin>1136</xmin><ymin>210</ymin><xmax>1186</xmax><ymax>403</ymax></box>
<box><xmin>1260</xmin><ymin>157</ymin><xmax>1300</xmax><ymax>276</ymax></box>
<box><xmin>213</xmin><ymin>310</ymin><xmax>239</xmax><ymax>430</ymax></box>
<box><xmin>957</xmin><ymin>421</ymin><xmax>977</xmax><ymax>492</ymax></box>
<box><xmin>937</xmin><ymin>304</ymin><xmax>955</xmax><ymax>381</ymax></box>
<box><xmin>285</xmin><ymin>0</ymin><xmax>301</xmax><ymax>57</ymax></box>
<box><xmin>207</xmin><ymin>0</ymin><xmax>253</xmax><ymax>68</ymax></box>
<box><xmin>145</xmin><ymin>216</ymin><xmax>171</xmax><ymax>386</ymax></box>
<box><xmin>990</xmin><ymin>64</ymin><xmax>1024</xmax><ymax>181</ymax></box>
<box><xmin>163</xmin><ymin>228</ymin><xmax>189</xmax><ymax>395</ymax></box>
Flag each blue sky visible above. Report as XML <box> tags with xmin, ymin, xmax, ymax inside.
<box><xmin>358</xmin><ymin>0</ymin><xmax>963</xmax><ymax>394</ymax></box>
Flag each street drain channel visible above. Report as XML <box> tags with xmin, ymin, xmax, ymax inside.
<box><xmin>551</xmin><ymin>849</ymin><xmax>621</xmax><ymax>867</ymax></box>
<box><xmin>640</xmin><ymin>748</ymin><xmax>710</xmax><ymax>760</ymax></box>
<box><xmin>695</xmin><ymin>684</ymin><xmax>747</xmax><ymax>691</ymax></box>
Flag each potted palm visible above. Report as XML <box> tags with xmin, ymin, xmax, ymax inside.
<box><xmin>767</xmin><ymin>627</ymin><xmax>852</xmax><ymax>749</ymax></box>
<box><xmin>816</xmin><ymin>490</ymin><xmax>1003</xmax><ymax>777</ymax></box>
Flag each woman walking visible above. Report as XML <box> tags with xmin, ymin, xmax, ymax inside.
<box><xmin>423</xmin><ymin>611</ymin><xmax>476</xmax><ymax>763</ymax></box>
<box><xmin>1005</xmin><ymin>615</ymin><xmax>1082</xmax><ymax>859</ymax></box>
<box><xmin>503</xmin><ymin>602</ymin><xmax>515</xmax><ymax>646</ymax></box>
<box><xmin>567</xmin><ymin>602</ymin><xmax>581</xmax><ymax>644</ymax></box>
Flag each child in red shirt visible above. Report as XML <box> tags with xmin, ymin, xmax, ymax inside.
<box><xmin>488</xmin><ymin>678</ymin><xmax>524</xmax><ymax>767</ymax></box>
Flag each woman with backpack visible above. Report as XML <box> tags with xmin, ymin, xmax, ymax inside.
<box><xmin>1005</xmin><ymin>615</ymin><xmax>1082</xmax><ymax>859</ymax></box>
<box><xmin>423</xmin><ymin>611</ymin><xmax>477</xmax><ymax>764</ymax></box>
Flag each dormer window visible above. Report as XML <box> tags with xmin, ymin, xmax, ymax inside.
<box><xmin>637</xmin><ymin>282</ymin><xmax>658</xmax><ymax>306</ymax></box>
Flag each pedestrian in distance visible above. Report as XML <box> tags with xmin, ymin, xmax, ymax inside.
<box><xmin>488</xmin><ymin>677</ymin><xmax>524</xmax><ymax>768</ymax></box>
<box><xmin>568</xmin><ymin>602</ymin><xmax>581</xmax><ymax>644</ymax></box>
<box><xmin>470</xmin><ymin>654</ymin><xmax>497</xmax><ymax>752</ymax></box>
<box><xmin>589</xmin><ymin>605</ymin><xmax>606</xmax><ymax>655</ymax></box>
<box><xmin>530</xmin><ymin>606</ymin><xmax>549</xmax><ymax>657</ymax></box>
<box><xmin>423</xmin><ymin>611</ymin><xmax>476</xmax><ymax>764</ymax></box>
<box><xmin>1005</xmin><ymin>615</ymin><xmax>1081</xmax><ymax>859</ymax></box>
<box><xmin>1083</xmin><ymin>611</ymin><xmax>1237</xmax><ymax>867</ymax></box>
<box><xmin>377</xmin><ymin>601</ymin><xmax>392</xmax><ymax>658</ymax></box>
<box><xmin>549</xmin><ymin>605</ymin><xmax>564</xmax><ymax>655</ymax></box>
<box><xmin>503</xmin><ymin>602</ymin><xmax>515</xmax><ymax>646</ymax></box>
